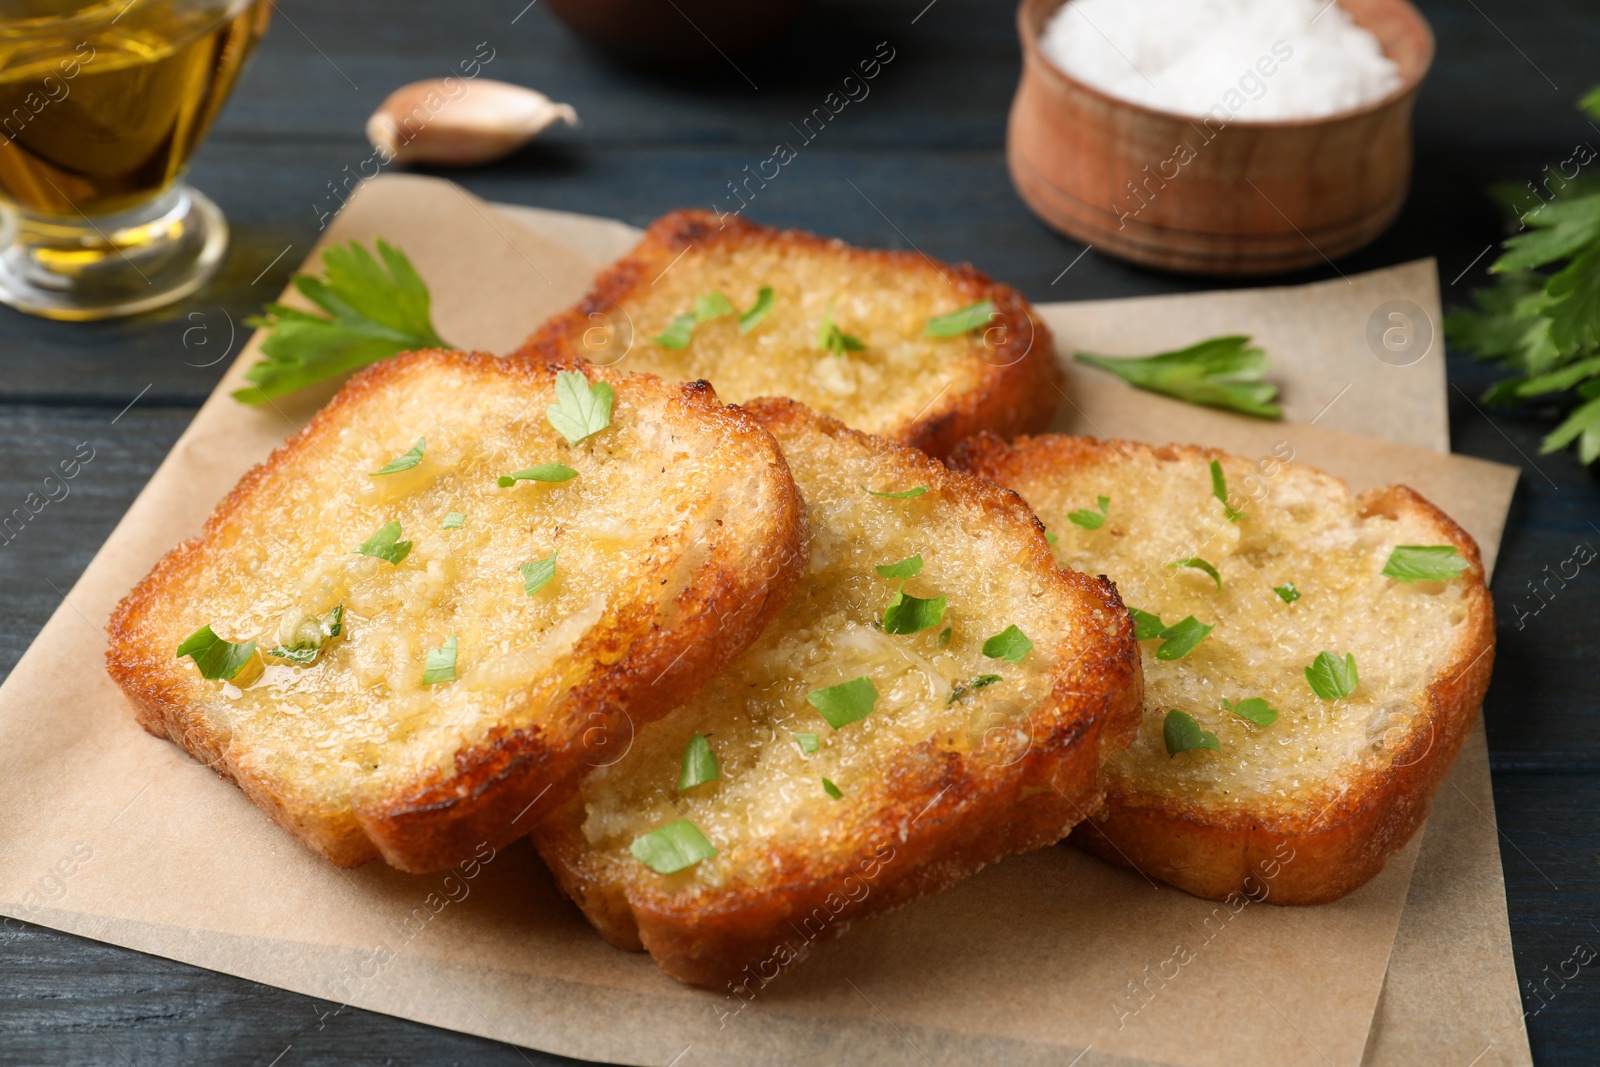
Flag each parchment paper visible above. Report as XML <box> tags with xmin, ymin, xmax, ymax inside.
<box><xmin>0</xmin><ymin>175</ymin><xmax>1527</xmax><ymax>1067</ymax></box>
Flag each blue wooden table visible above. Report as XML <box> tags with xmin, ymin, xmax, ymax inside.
<box><xmin>1</xmin><ymin>1</ymin><xmax>1596</xmax><ymax>1063</ymax></box>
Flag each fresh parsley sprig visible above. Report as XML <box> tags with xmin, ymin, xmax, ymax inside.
<box><xmin>1075</xmin><ymin>336</ymin><xmax>1282</xmax><ymax>419</ymax></box>
<box><xmin>235</xmin><ymin>240</ymin><xmax>450</xmax><ymax>405</ymax></box>
<box><xmin>1447</xmin><ymin>85</ymin><xmax>1600</xmax><ymax>464</ymax></box>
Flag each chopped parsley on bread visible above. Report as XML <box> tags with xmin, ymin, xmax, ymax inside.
<box><xmin>107</xmin><ymin>351</ymin><xmax>805</xmax><ymax>873</ymax></box>
<box><xmin>952</xmin><ymin>433</ymin><xmax>1495</xmax><ymax>904</ymax></box>
<box><xmin>531</xmin><ymin>399</ymin><xmax>1141</xmax><ymax>988</ymax></box>
<box><xmin>513</xmin><ymin>210</ymin><xmax>1062</xmax><ymax>459</ymax></box>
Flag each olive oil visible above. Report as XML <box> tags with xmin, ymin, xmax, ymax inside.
<box><xmin>0</xmin><ymin>0</ymin><xmax>270</xmax><ymax>217</ymax></box>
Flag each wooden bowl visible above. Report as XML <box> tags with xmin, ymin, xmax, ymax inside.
<box><xmin>1007</xmin><ymin>0</ymin><xmax>1434</xmax><ymax>275</ymax></box>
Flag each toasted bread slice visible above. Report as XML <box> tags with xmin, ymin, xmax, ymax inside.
<box><xmin>107</xmin><ymin>351</ymin><xmax>805</xmax><ymax>873</ymax></box>
<box><xmin>532</xmin><ymin>398</ymin><xmax>1141</xmax><ymax>988</ymax></box>
<box><xmin>514</xmin><ymin>210</ymin><xmax>1062</xmax><ymax>459</ymax></box>
<box><xmin>951</xmin><ymin>433</ymin><xmax>1495</xmax><ymax>904</ymax></box>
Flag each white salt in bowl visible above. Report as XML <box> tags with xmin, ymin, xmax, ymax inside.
<box><xmin>1007</xmin><ymin>0</ymin><xmax>1434</xmax><ymax>275</ymax></box>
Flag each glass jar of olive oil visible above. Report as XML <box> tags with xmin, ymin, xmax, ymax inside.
<box><xmin>0</xmin><ymin>0</ymin><xmax>270</xmax><ymax>319</ymax></box>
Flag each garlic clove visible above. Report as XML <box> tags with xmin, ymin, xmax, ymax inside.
<box><xmin>366</xmin><ymin>78</ymin><xmax>579</xmax><ymax>167</ymax></box>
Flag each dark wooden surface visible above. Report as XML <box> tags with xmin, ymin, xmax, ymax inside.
<box><xmin>2</xmin><ymin>0</ymin><xmax>1597</xmax><ymax>1063</ymax></box>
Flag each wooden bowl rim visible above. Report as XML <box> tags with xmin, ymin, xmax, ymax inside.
<box><xmin>1015</xmin><ymin>0</ymin><xmax>1435</xmax><ymax>130</ymax></box>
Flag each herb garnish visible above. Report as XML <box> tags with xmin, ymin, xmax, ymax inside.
<box><xmin>1128</xmin><ymin>607</ymin><xmax>1168</xmax><ymax>640</ymax></box>
<box><xmin>739</xmin><ymin>287</ymin><xmax>775</xmax><ymax>333</ymax></box>
<box><xmin>423</xmin><ymin>635</ymin><xmax>458</xmax><ymax>685</ymax></box>
<box><xmin>235</xmin><ymin>240</ymin><xmax>451</xmax><ymax>404</ymax></box>
<box><xmin>268</xmin><ymin>604</ymin><xmax>343</xmax><ymax>665</ymax></box>
<box><xmin>1274</xmin><ymin>583</ymin><xmax>1300</xmax><ymax>603</ymax></box>
<box><xmin>876</xmin><ymin>554</ymin><xmax>923</xmax><ymax>580</ymax></box>
<box><xmin>1305</xmin><ymin>651</ymin><xmax>1358</xmax><ymax>700</ymax></box>
<box><xmin>1447</xmin><ymin>87</ymin><xmax>1600</xmax><ymax>464</ymax></box>
<box><xmin>948</xmin><ymin>674</ymin><xmax>1002</xmax><ymax>704</ymax></box>
<box><xmin>498</xmin><ymin>463</ymin><xmax>577</xmax><ymax>487</ymax></box>
<box><xmin>794</xmin><ymin>732</ymin><xmax>820</xmax><ymax>753</ymax></box>
<box><xmin>937</xmin><ymin>625</ymin><xmax>952</xmax><ymax>646</ymax></box>
<box><xmin>1382</xmin><ymin>545</ymin><xmax>1468</xmax><ymax>582</ymax></box>
<box><xmin>807</xmin><ymin>676</ymin><xmax>879</xmax><ymax>729</ymax></box>
<box><xmin>1128</xmin><ymin>607</ymin><xmax>1213</xmax><ymax>658</ymax></box>
<box><xmin>1044</xmin><ymin>531</ymin><xmax>1059</xmax><ymax>544</ymax></box>
<box><xmin>695</xmin><ymin>292</ymin><xmax>736</xmax><ymax>322</ymax></box>
<box><xmin>355</xmin><ymin>520</ymin><xmax>412</xmax><ymax>564</ymax></box>
<box><xmin>370</xmin><ymin>437</ymin><xmax>425</xmax><ymax>476</ymax></box>
<box><xmin>822</xmin><ymin>777</ymin><xmax>843</xmax><ymax>800</ymax></box>
<box><xmin>1163</xmin><ymin>710</ymin><xmax>1219</xmax><ymax>755</ymax></box>
<box><xmin>521</xmin><ymin>552</ymin><xmax>557</xmax><ymax>595</ymax></box>
<box><xmin>884</xmin><ymin>590</ymin><xmax>946</xmax><ymax>634</ymax></box>
<box><xmin>1209</xmin><ymin>460</ymin><xmax>1242</xmax><ymax>521</ymax></box>
<box><xmin>653</xmin><ymin>312</ymin><xmax>696</xmax><ymax>349</ymax></box>
<box><xmin>817</xmin><ymin>300</ymin><xmax>865</xmax><ymax>357</ymax></box>
<box><xmin>546</xmin><ymin>369</ymin><xmax>614</xmax><ymax>446</ymax></box>
<box><xmin>678</xmin><ymin>732</ymin><xmax>719</xmax><ymax>790</ymax></box>
<box><xmin>982</xmin><ymin>624</ymin><xmax>1033</xmax><ymax>663</ymax></box>
<box><xmin>924</xmin><ymin>299</ymin><xmax>996</xmax><ymax>338</ymax></box>
<box><xmin>442</xmin><ymin>511</ymin><xmax>466</xmax><ymax>529</ymax></box>
<box><xmin>1075</xmin><ymin>336</ymin><xmax>1282</xmax><ymax>419</ymax></box>
<box><xmin>862</xmin><ymin>484</ymin><xmax>928</xmax><ymax>499</ymax></box>
<box><xmin>176</xmin><ymin>625</ymin><xmax>258</xmax><ymax>681</ymax></box>
<box><xmin>1067</xmin><ymin>495</ymin><xmax>1110</xmax><ymax>530</ymax></box>
<box><xmin>1169</xmin><ymin>557</ymin><xmax>1222</xmax><ymax>591</ymax></box>
<box><xmin>630</xmin><ymin>819</ymin><xmax>716</xmax><ymax>874</ymax></box>
<box><xmin>1222</xmin><ymin>697</ymin><xmax>1278</xmax><ymax>726</ymax></box>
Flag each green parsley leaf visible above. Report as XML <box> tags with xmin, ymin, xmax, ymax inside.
<box><xmin>498</xmin><ymin>463</ymin><xmax>577</xmax><ymax>488</ymax></box>
<box><xmin>1541</xmin><ymin>394</ymin><xmax>1600</xmax><ymax>464</ymax></box>
<box><xmin>176</xmin><ymin>625</ymin><xmax>258</xmax><ymax>680</ymax></box>
<box><xmin>695</xmin><ymin>292</ymin><xmax>736</xmax><ymax>322</ymax></box>
<box><xmin>423</xmin><ymin>635</ymin><xmax>458</xmax><ymax>685</ymax></box>
<box><xmin>794</xmin><ymin>732</ymin><xmax>820</xmax><ymax>753</ymax></box>
<box><xmin>982</xmin><ymin>624</ymin><xmax>1033</xmax><ymax>663</ymax></box>
<box><xmin>1075</xmin><ymin>336</ymin><xmax>1282</xmax><ymax>419</ymax></box>
<box><xmin>1163</xmin><ymin>709</ymin><xmax>1219</xmax><ymax>755</ymax></box>
<box><xmin>1222</xmin><ymin>697</ymin><xmax>1279</xmax><ymax>726</ymax></box>
<box><xmin>1169</xmin><ymin>557</ymin><xmax>1222</xmax><ymax>591</ymax></box>
<box><xmin>739</xmin><ymin>286</ymin><xmax>775</xmax><ymax>334</ymax></box>
<box><xmin>546</xmin><ymin>369</ymin><xmax>615</xmax><ymax>446</ymax></box>
<box><xmin>370</xmin><ymin>437</ymin><xmax>425</xmax><ymax>476</ymax></box>
<box><xmin>883</xmin><ymin>590</ymin><xmax>947</xmax><ymax>634</ymax></box>
<box><xmin>354</xmin><ymin>520</ymin><xmax>412</xmax><ymax>565</ymax></box>
<box><xmin>1274</xmin><ymin>583</ymin><xmax>1300</xmax><ymax>603</ymax></box>
<box><xmin>1154</xmin><ymin>616</ymin><xmax>1213</xmax><ymax>660</ymax></box>
<box><xmin>861</xmin><ymin>484</ymin><xmax>928</xmax><ymax>499</ymax></box>
<box><xmin>807</xmin><ymin>676</ymin><xmax>879</xmax><ymax>730</ymax></box>
<box><xmin>1044</xmin><ymin>531</ymin><xmax>1059</xmax><ymax>545</ymax></box>
<box><xmin>1305</xmin><ymin>651</ymin><xmax>1358</xmax><ymax>700</ymax></box>
<box><xmin>234</xmin><ymin>239</ymin><xmax>451</xmax><ymax>404</ymax></box>
<box><xmin>653</xmin><ymin>312</ymin><xmax>696</xmax><ymax>349</ymax></box>
<box><xmin>678</xmin><ymin>732</ymin><xmax>719</xmax><ymax>790</ymax></box>
<box><xmin>442</xmin><ymin>511</ymin><xmax>466</xmax><ymax>529</ymax></box>
<box><xmin>875</xmin><ymin>554</ymin><xmax>924</xmax><ymax>579</ymax></box>
<box><xmin>630</xmin><ymin>819</ymin><xmax>716</xmax><ymax>874</ymax></box>
<box><xmin>948</xmin><ymin>673</ymin><xmax>1003</xmax><ymax>704</ymax></box>
<box><xmin>1382</xmin><ymin>545</ymin><xmax>1468</xmax><ymax>582</ymax></box>
<box><xmin>521</xmin><ymin>551</ymin><xmax>557</xmax><ymax>595</ymax></box>
<box><xmin>1128</xmin><ymin>607</ymin><xmax>1168</xmax><ymax>641</ymax></box>
<box><xmin>268</xmin><ymin>604</ymin><xmax>343</xmax><ymax>665</ymax></box>
<box><xmin>1067</xmin><ymin>495</ymin><xmax>1110</xmax><ymax>530</ymax></box>
<box><xmin>821</xmin><ymin>777</ymin><xmax>843</xmax><ymax>800</ymax></box>
<box><xmin>924</xmin><ymin>299</ymin><xmax>996</xmax><ymax>338</ymax></box>
<box><xmin>1209</xmin><ymin>459</ymin><xmax>1242</xmax><ymax>521</ymax></box>
<box><xmin>817</xmin><ymin>300</ymin><xmax>865</xmax><ymax>357</ymax></box>
<box><xmin>937</xmin><ymin>625</ymin><xmax>952</xmax><ymax>646</ymax></box>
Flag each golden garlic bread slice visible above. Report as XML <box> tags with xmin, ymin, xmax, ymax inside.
<box><xmin>532</xmin><ymin>398</ymin><xmax>1141</xmax><ymax>988</ymax></box>
<box><xmin>514</xmin><ymin>210</ymin><xmax>1061</xmax><ymax>459</ymax></box>
<box><xmin>952</xmin><ymin>433</ymin><xmax>1495</xmax><ymax>904</ymax></box>
<box><xmin>107</xmin><ymin>351</ymin><xmax>805</xmax><ymax>873</ymax></box>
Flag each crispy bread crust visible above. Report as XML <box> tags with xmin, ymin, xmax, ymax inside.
<box><xmin>951</xmin><ymin>432</ymin><xmax>1496</xmax><ymax>905</ymax></box>
<box><xmin>106</xmin><ymin>351</ymin><xmax>807</xmax><ymax>873</ymax></box>
<box><xmin>513</xmin><ymin>209</ymin><xmax>1062</xmax><ymax>459</ymax></box>
<box><xmin>534</xmin><ymin>399</ymin><xmax>1143</xmax><ymax>988</ymax></box>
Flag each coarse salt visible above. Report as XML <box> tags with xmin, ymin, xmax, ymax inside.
<box><xmin>1039</xmin><ymin>0</ymin><xmax>1402</xmax><ymax>121</ymax></box>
